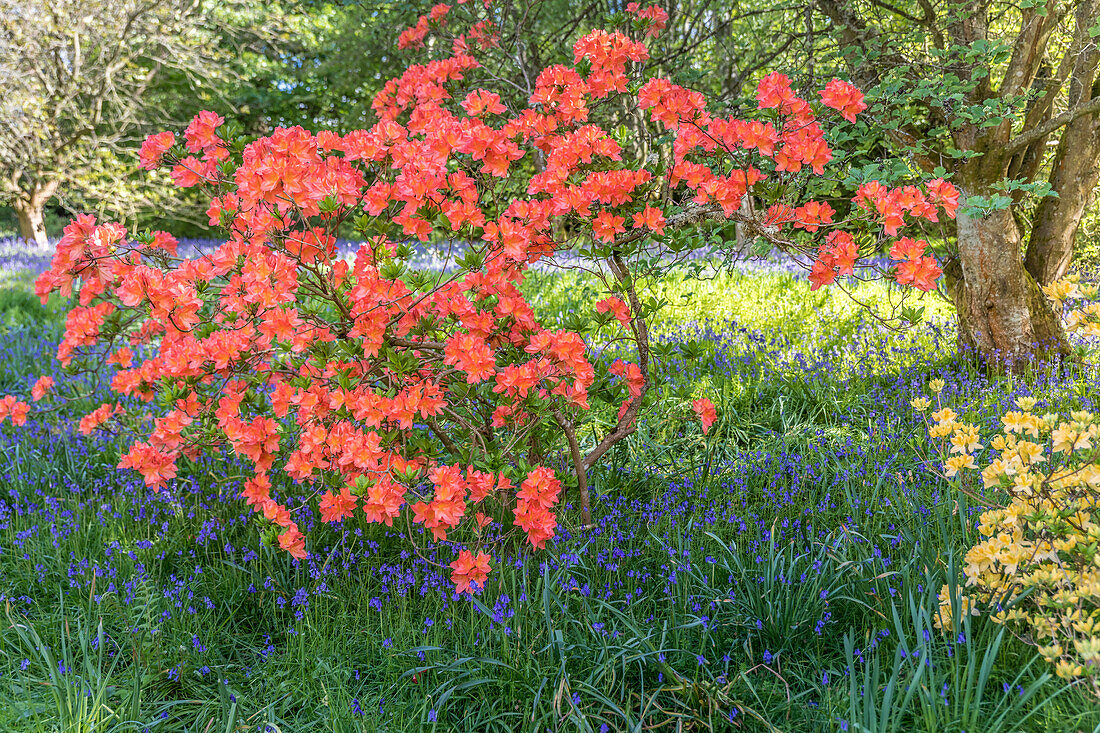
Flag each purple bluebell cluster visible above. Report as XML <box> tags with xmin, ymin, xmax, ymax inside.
<box><xmin>0</xmin><ymin>239</ymin><xmax>55</xmax><ymax>280</ymax></box>
<box><xmin>0</xmin><ymin>315</ymin><xmax>1074</xmax><ymax>654</ymax></box>
<box><xmin>1</xmin><ymin>241</ymin><xmax>1097</xmax><ymax>727</ymax></box>
<box><xmin>0</xmin><ymin>235</ymin><xmax>767</xmax><ymax>283</ymax></box>
<box><xmin>0</xmin><ymin>236</ymin><xmax>467</xmax><ymax>278</ymax></box>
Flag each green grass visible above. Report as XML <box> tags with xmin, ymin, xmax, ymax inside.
<box><xmin>0</xmin><ymin>267</ymin><xmax>1098</xmax><ymax>731</ymax></box>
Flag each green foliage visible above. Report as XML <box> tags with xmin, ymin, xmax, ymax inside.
<box><xmin>2</xmin><ymin>598</ymin><xmax>154</xmax><ymax>732</ymax></box>
<box><xmin>835</xmin><ymin>580</ymin><xmax>1065</xmax><ymax>733</ymax></box>
<box><xmin>2</xmin><ymin>268</ymin><xmax>1100</xmax><ymax>730</ymax></box>
<box><xmin>0</xmin><ymin>288</ymin><xmax>48</xmax><ymax>329</ymax></box>
<box><xmin>1074</xmin><ymin>203</ymin><xmax>1100</xmax><ymax>276</ymax></box>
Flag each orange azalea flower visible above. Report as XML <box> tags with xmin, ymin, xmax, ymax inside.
<box><xmin>117</xmin><ymin>442</ymin><xmax>178</xmax><ymax>490</ymax></box>
<box><xmin>450</xmin><ymin>550</ymin><xmax>491</xmax><ymax>594</ymax></box>
<box><xmin>632</xmin><ymin>206</ymin><xmax>666</xmax><ymax>234</ymax></box>
<box><xmin>889</xmin><ymin>237</ymin><xmax>928</xmax><ymax>262</ymax></box>
<box><xmin>692</xmin><ymin>398</ymin><xmax>717</xmax><ymax>435</ymax></box>
<box><xmin>278</xmin><ymin>525</ymin><xmax>308</xmax><ymax>559</ymax></box>
<box><xmin>31</xmin><ymin>376</ymin><xmax>54</xmax><ymax>402</ymax></box>
<box><xmin>819</xmin><ymin>79</ymin><xmax>867</xmax><ymax>123</ymax></box>
<box><xmin>139</xmin><ymin>131</ymin><xmax>176</xmax><ymax>170</ymax></box>
<box><xmin>241</xmin><ymin>473</ymin><xmax>272</xmax><ymax>508</ymax></box>
<box><xmin>895</xmin><ymin>256</ymin><xmax>942</xmax><ymax>292</ymax></box>
<box><xmin>592</xmin><ymin>211</ymin><xmax>626</xmax><ymax>242</ymax></box>
<box><xmin>0</xmin><ymin>396</ymin><xmax>29</xmax><ymax>426</ymax></box>
<box><xmin>319</xmin><ymin>486</ymin><xmax>359</xmax><ymax>523</ymax></box>
<box><xmin>595</xmin><ymin>296</ymin><xmax>631</xmax><ymax>328</ymax></box>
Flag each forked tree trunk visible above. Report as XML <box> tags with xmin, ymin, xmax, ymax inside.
<box><xmin>815</xmin><ymin>0</ymin><xmax>1098</xmax><ymax>369</ymax></box>
<box><xmin>950</xmin><ymin>204</ymin><xmax>1069</xmax><ymax>368</ymax></box>
<box><xmin>1024</xmin><ymin>83</ymin><xmax>1100</xmax><ymax>285</ymax></box>
<box><xmin>11</xmin><ymin>179</ymin><xmax>58</xmax><ymax>247</ymax></box>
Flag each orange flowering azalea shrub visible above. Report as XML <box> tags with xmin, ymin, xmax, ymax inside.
<box><xmin>921</xmin><ymin>282</ymin><xmax>1100</xmax><ymax>691</ymax></box>
<box><xmin>6</xmin><ymin>1</ymin><xmax>957</xmax><ymax>593</ymax></box>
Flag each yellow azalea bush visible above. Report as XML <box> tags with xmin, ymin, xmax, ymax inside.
<box><xmin>1043</xmin><ymin>275</ymin><xmax>1100</xmax><ymax>341</ymax></box>
<box><xmin>917</xmin><ymin>278</ymin><xmax>1100</xmax><ymax>694</ymax></box>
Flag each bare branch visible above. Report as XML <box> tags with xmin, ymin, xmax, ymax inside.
<box><xmin>1005</xmin><ymin>95</ymin><xmax>1100</xmax><ymax>154</ymax></box>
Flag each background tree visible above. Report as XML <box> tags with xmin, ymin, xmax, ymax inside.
<box><xmin>11</xmin><ymin>0</ymin><xmax>1098</xmax><ymax>373</ymax></box>
<box><xmin>809</xmin><ymin>0</ymin><xmax>1100</xmax><ymax>366</ymax></box>
<box><xmin>0</xmin><ymin>0</ymin><xmax>815</xmax><ymax>241</ymax></box>
<box><xmin>230</xmin><ymin>0</ymin><xmax>419</xmax><ymax>133</ymax></box>
<box><xmin>0</xmin><ymin>0</ymin><xmax>249</xmax><ymax>245</ymax></box>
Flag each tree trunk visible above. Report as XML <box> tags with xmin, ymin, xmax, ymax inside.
<box><xmin>11</xmin><ymin>179</ymin><xmax>59</xmax><ymax>247</ymax></box>
<box><xmin>1024</xmin><ymin>83</ymin><xmax>1100</xmax><ymax>286</ymax></box>
<box><xmin>950</xmin><ymin>203</ymin><xmax>1069</xmax><ymax>368</ymax></box>
<box><xmin>734</xmin><ymin>195</ymin><xmax>756</xmax><ymax>250</ymax></box>
<box><xmin>13</xmin><ymin>198</ymin><xmax>49</xmax><ymax>246</ymax></box>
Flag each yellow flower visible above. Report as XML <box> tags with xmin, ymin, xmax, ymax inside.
<box><xmin>1067</xmin><ymin>305</ymin><xmax>1100</xmax><ymax>334</ymax></box>
<box><xmin>1054</xmin><ymin>660</ymin><xmax>1085</xmax><ymax>680</ymax></box>
<box><xmin>935</xmin><ymin>585</ymin><xmax>978</xmax><ymax>631</ymax></box>
<box><xmin>964</xmin><ymin>540</ymin><xmax>999</xmax><ymax>577</ymax></box>
<box><xmin>1001</xmin><ymin>502</ymin><xmax>1026</xmax><ymax>528</ymax></box>
<box><xmin>1074</xmin><ymin>636</ymin><xmax>1100</xmax><ymax>663</ymax></box>
<box><xmin>1042</xmin><ymin>278</ymin><xmax>1079</xmax><ymax>308</ymax></box>
<box><xmin>950</xmin><ymin>424</ymin><xmax>982</xmax><ymax>454</ymax></box>
<box><xmin>1015</xmin><ymin>441</ymin><xmax>1045</xmax><ymax>464</ymax></box>
<box><xmin>1051</xmin><ymin>423</ymin><xmax>1077</xmax><ymax>453</ymax></box>
<box><xmin>944</xmin><ymin>397</ymin><xmax>1100</xmax><ymax>683</ymax></box>
<box><xmin>1048</xmin><ymin>467</ymin><xmax>1081</xmax><ymax>491</ymax></box>
<box><xmin>929</xmin><ymin>422</ymin><xmax>956</xmax><ymax>439</ymax></box>
<box><xmin>932</xmin><ymin>407</ymin><xmax>957</xmax><ymax>425</ymax></box>
<box><xmin>928</xmin><ymin>378</ymin><xmax>945</xmax><ymax>394</ymax></box>
<box><xmin>1002</xmin><ymin>411</ymin><xmax>1039</xmax><ymax>437</ymax></box>
<box><xmin>910</xmin><ymin>396</ymin><xmax>931</xmax><ymax>411</ymax></box>
<box><xmin>1053</xmin><ymin>534</ymin><xmax>1079</xmax><ymax>554</ymax></box>
<box><xmin>1080</xmin><ymin>464</ymin><xmax>1100</xmax><ymax>487</ymax></box>
<box><xmin>1038</xmin><ymin>643</ymin><xmax>1064</xmax><ymax>662</ymax></box>
<box><xmin>982</xmin><ymin>460</ymin><xmax>1008</xmax><ymax>489</ymax></box>
<box><xmin>1010</xmin><ymin>471</ymin><xmax>1037</xmax><ymax>496</ymax></box>
<box><xmin>1074</xmin><ymin>424</ymin><xmax>1096</xmax><ymax>451</ymax></box>
<box><xmin>944</xmin><ymin>454</ymin><xmax>977</xmax><ymax>477</ymax></box>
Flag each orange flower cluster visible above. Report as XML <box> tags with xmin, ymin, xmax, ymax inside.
<box><xmin>818</xmin><ymin>79</ymin><xmax>867</xmax><ymax>123</ymax></box>
<box><xmin>809</xmin><ymin>231</ymin><xmax>859</xmax><ymax>290</ymax></box>
<box><xmin>890</xmin><ymin>237</ymin><xmax>942</xmax><ymax>291</ymax></box>
<box><xmin>0</xmin><ymin>396</ymin><xmax>29</xmax><ymax>426</ymax></box>
<box><xmin>5</xmin><ymin>1</ymin><xmax>961</xmax><ymax>593</ymax></box>
<box><xmin>625</xmin><ymin>2</ymin><xmax>669</xmax><ymax>37</ymax></box>
<box><xmin>30</xmin><ymin>376</ymin><xmax>54</xmax><ymax>401</ymax></box>
<box><xmin>450</xmin><ymin>549</ymin><xmax>491</xmax><ymax>593</ymax></box>
<box><xmin>595</xmin><ymin>296</ymin><xmax>631</xmax><ymax>327</ymax></box>
<box><xmin>609</xmin><ymin>358</ymin><xmax>646</xmax><ymax>421</ymax></box>
<box><xmin>692</xmin><ymin>398</ymin><xmax>717</xmax><ymax>435</ymax></box>
<box><xmin>513</xmin><ymin>467</ymin><xmax>562</xmax><ymax>549</ymax></box>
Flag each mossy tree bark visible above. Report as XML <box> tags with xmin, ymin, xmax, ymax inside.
<box><xmin>814</xmin><ymin>0</ymin><xmax>1099</xmax><ymax>369</ymax></box>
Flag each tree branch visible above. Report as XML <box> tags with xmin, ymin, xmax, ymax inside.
<box><xmin>1005</xmin><ymin>95</ymin><xmax>1100</xmax><ymax>154</ymax></box>
<box><xmin>552</xmin><ymin>409</ymin><xmax>592</xmax><ymax>527</ymax></box>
